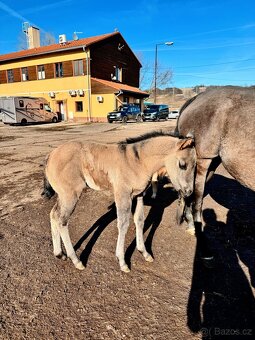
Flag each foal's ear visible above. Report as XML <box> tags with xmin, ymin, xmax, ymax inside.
<box><xmin>178</xmin><ymin>137</ymin><xmax>194</xmax><ymax>150</ymax></box>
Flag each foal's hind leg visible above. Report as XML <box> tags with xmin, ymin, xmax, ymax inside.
<box><xmin>50</xmin><ymin>204</ymin><xmax>66</xmax><ymax>260</ymax></box>
<box><xmin>134</xmin><ymin>196</ymin><xmax>153</xmax><ymax>262</ymax></box>
<box><xmin>51</xmin><ymin>195</ymin><xmax>85</xmax><ymax>270</ymax></box>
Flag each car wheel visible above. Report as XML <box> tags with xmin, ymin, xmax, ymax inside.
<box><xmin>52</xmin><ymin>116</ymin><xmax>58</xmax><ymax>123</ymax></box>
<box><xmin>21</xmin><ymin>118</ymin><xmax>27</xmax><ymax>125</ymax></box>
<box><xmin>122</xmin><ymin>116</ymin><xmax>127</xmax><ymax>124</ymax></box>
<box><xmin>108</xmin><ymin>120</ymin><xmax>113</xmax><ymax>123</ymax></box>
<box><xmin>136</xmin><ymin>115</ymin><xmax>142</xmax><ymax>123</ymax></box>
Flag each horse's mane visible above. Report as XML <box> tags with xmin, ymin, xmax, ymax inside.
<box><xmin>119</xmin><ymin>130</ymin><xmax>179</xmax><ymax>149</ymax></box>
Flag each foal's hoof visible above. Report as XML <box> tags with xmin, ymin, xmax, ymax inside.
<box><xmin>75</xmin><ymin>261</ymin><xmax>85</xmax><ymax>270</ymax></box>
<box><xmin>120</xmin><ymin>264</ymin><xmax>130</xmax><ymax>273</ymax></box>
<box><xmin>144</xmin><ymin>254</ymin><xmax>154</xmax><ymax>262</ymax></box>
<box><xmin>186</xmin><ymin>227</ymin><xmax>195</xmax><ymax>236</ymax></box>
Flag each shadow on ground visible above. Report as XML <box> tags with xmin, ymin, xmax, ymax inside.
<box><xmin>74</xmin><ymin>180</ymin><xmax>177</xmax><ymax>270</ymax></box>
<box><xmin>188</xmin><ymin>174</ymin><xmax>255</xmax><ymax>339</ymax></box>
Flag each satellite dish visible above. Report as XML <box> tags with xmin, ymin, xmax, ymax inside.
<box><xmin>73</xmin><ymin>31</ymin><xmax>83</xmax><ymax>41</ymax></box>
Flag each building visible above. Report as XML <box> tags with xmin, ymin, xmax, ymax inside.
<box><xmin>0</xmin><ymin>29</ymin><xmax>149</xmax><ymax>122</ymax></box>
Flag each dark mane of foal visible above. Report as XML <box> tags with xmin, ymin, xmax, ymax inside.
<box><xmin>118</xmin><ymin>130</ymin><xmax>180</xmax><ymax>150</ymax></box>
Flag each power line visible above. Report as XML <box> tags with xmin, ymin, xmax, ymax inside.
<box><xmin>173</xmin><ymin>57</ymin><xmax>255</xmax><ymax>69</ymax></box>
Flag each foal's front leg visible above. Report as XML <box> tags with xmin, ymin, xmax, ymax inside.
<box><xmin>115</xmin><ymin>192</ymin><xmax>132</xmax><ymax>273</ymax></box>
<box><xmin>134</xmin><ymin>196</ymin><xmax>153</xmax><ymax>262</ymax></box>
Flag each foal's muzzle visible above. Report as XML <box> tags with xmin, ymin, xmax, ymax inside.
<box><xmin>180</xmin><ymin>188</ymin><xmax>193</xmax><ymax>198</ymax></box>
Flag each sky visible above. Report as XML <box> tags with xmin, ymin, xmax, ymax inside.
<box><xmin>1</xmin><ymin>0</ymin><xmax>255</xmax><ymax>89</ymax></box>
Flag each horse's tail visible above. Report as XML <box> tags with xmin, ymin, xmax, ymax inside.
<box><xmin>41</xmin><ymin>176</ymin><xmax>55</xmax><ymax>199</ymax></box>
<box><xmin>41</xmin><ymin>155</ymin><xmax>55</xmax><ymax>199</ymax></box>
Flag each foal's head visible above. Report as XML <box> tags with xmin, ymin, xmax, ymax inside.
<box><xmin>165</xmin><ymin>136</ymin><xmax>196</xmax><ymax>197</ymax></box>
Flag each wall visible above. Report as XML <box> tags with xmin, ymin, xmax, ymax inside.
<box><xmin>90</xmin><ymin>35</ymin><xmax>141</xmax><ymax>87</ymax></box>
<box><xmin>0</xmin><ymin>50</ymin><xmax>92</xmax><ymax>121</ymax></box>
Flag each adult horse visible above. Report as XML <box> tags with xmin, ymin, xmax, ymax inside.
<box><xmin>176</xmin><ymin>86</ymin><xmax>255</xmax><ymax>232</ymax></box>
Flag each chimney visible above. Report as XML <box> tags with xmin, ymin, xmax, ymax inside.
<box><xmin>27</xmin><ymin>26</ymin><xmax>40</xmax><ymax>49</ymax></box>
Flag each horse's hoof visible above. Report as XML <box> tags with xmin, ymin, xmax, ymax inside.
<box><xmin>75</xmin><ymin>261</ymin><xmax>85</xmax><ymax>270</ymax></box>
<box><xmin>120</xmin><ymin>264</ymin><xmax>130</xmax><ymax>273</ymax></box>
<box><xmin>55</xmin><ymin>252</ymin><xmax>67</xmax><ymax>261</ymax></box>
<box><xmin>186</xmin><ymin>227</ymin><xmax>195</xmax><ymax>236</ymax></box>
<box><xmin>145</xmin><ymin>254</ymin><xmax>154</xmax><ymax>262</ymax></box>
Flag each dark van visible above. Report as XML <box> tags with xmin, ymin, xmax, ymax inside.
<box><xmin>143</xmin><ymin>104</ymin><xmax>169</xmax><ymax>121</ymax></box>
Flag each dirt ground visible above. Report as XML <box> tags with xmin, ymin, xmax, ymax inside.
<box><xmin>1</xmin><ymin>120</ymin><xmax>255</xmax><ymax>340</ymax></box>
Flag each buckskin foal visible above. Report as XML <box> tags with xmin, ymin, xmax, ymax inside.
<box><xmin>43</xmin><ymin>131</ymin><xmax>196</xmax><ymax>272</ymax></box>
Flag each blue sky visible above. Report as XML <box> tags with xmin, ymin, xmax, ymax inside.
<box><xmin>1</xmin><ymin>0</ymin><xmax>255</xmax><ymax>89</ymax></box>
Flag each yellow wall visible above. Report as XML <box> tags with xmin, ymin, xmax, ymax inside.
<box><xmin>0</xmin><ymin>50</ymin><xmax>96</xmax><ymax>121</ymax></box>
<box><xmin>91</xmin><ymin>93</ymin><xmax>115</xmax><ymax>121</ymax></box>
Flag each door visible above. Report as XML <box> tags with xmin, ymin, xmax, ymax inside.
<box><xmin>56</xmin><ymin>101</ymin><xmax>65</xmax><ymax>121</ymax></box>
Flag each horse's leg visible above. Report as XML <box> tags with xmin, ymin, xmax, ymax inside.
<box><xmin>115</xmin><ymin>191</ymin><xmax>132</xmax><ymax>273</ymax></box>
<box><xmin>193</xmin><ymin>159</ymin><xmax>213</xmax><ymax>224</ymax></box>
<box><xmin>52</xmin><ymin>193</ymin><xmax>85</xmax><ymax>270</ymax></box>
<box><xmin>134</xmin><ymin>196</ymin><xmax>153</xmax><ymax>262</ymax></box>
<box><xmin>183</xmin><ymin>159</ymin><xmax>212</xmax><ymax>234</ymax></box>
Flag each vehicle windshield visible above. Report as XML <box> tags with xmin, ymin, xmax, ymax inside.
<box><xmin>146</xmin><ymin>105</ymin><xmax>159</xmax><ymax>110</ymax></box>
<box><xmin>44</xmin><ymin>104</ymin><xmax>52</xmax><ymax>112</ymax></box>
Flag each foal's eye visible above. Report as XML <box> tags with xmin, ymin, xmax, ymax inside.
<box><xmin>179</xmin><ymin>160</ymin><xmax>187</xmax><ymax>170</ymax></box>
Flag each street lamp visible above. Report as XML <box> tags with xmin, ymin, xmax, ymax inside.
<box><xmin>154</xmin><ymin>41</ymin><xmax>174</xmax><ymax>103</ymax></box>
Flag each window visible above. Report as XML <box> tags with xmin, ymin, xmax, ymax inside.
<box><xmin>21</xmin><ymin>67</ymin><xmax>29</xmax><ymax>81</ymax></box>
<box><xmin>38</xmin><ymin>65</ymin><xmax>45</xmax><ymax>80</ymax></box>
<box><xmin>73</xmin><ymin>59</ymin><xmax>84</xmax><ymax>76</ymax></box>
<box><xmin>55</xmin><ymin>62</ymin><xmax>63</xmax><ymax>78</ymax></box>
<box><xmin>75</xmin><ymin>101</ymin><xmax>83</xmax><ymax>112</ymax></box>
<box><xmin>7</xmin><ymin>69</ymin><xmax>14</xmax><ymax>83</ymax></box>
<box><xmin>115</xmin><ymin>67</ymin><xmax>122</xmax><ymax>82</ymax></box>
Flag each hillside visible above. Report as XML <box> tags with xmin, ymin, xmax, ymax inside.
<box><xmin>146</xmin><ymin>86</ymin><xmax>206</xmax><ymax>110</ymax></box>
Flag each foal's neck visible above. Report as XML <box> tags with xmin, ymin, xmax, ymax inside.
<box><xmin>138</xmin><ymin>136</ymin><xmax>177</xmax><ymax>173</ymax></box>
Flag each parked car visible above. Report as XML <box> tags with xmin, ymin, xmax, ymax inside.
<box><xmin>107</xmin><ymin>104</ymin><xmax>142</xmax><ymax>123</ymax></box>
<box><xmin>168</xmin><ymin>109</ymin><xmax>180</xmax><ymax>119</ymax></box>
<box><xmin>142</xmin><ymin>104</ymin><xmax>169</xmax><ymax>121</ymax></box>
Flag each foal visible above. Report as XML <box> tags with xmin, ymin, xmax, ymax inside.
<box><xmin>43</xmin><ymin>131</ymin><xmax>196</xmax><ymax>272</ymax></box>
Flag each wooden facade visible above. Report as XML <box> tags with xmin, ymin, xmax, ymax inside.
<box><xmin>90</xmin><ymin>34</ymin><xmax>140</xmax><ymax>87</ymax></box>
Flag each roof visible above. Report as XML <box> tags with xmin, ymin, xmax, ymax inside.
<box><xmin>0</xmin><ymin>32</ymin><xmax>120</xmax><ymax>63</ymax></box>
<box><xmin>91</xmin><ymin>78</ymin><xmax>149</xmax><ymax>97</ymax></box>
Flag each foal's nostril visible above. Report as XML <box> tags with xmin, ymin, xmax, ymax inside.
<box><xmin>183</xmin><ymin>188</ymin><xmax>192</xmax><ymax>197</ymax></box>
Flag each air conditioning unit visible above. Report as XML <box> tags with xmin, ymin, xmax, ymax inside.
<box><xmin>77</xmin><ymin>89</ymin><xmax>84</xmax><ymax>96</ymax></box>
<box><xmin>59</xmin><ymin>34</ymin><xmax>67</xmax><ymax>44</ymax></box>
<box><xmin>97</xmin><ymin>96</ymin><xmax>103</xmax><ymax>103</ymax></box>
<box><xmin>69</xmin><ymin>90</ymin><xmax>76</xmax><ymax>97</ymax></box>
<box><xmin>49</xmin><ymin>91</ymin><xmax>55</xmax><ymax>98</ymax></box>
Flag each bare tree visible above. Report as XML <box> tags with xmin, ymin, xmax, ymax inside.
<box><xmin>17</xmin><ymin>31</ymin><xmax>56</xmax><ymax>51</ymax></box>
<box><xmin>17</xmin><ymin>32</ymin><xmax>27</xmax><ymax>50</ymax></box>
<box><xmin>137</xmin><ymin>53</ymin><xmax>173</xmax><ymax>92</ymax></box>
<box><xmin>41</xmin><ymin>32</ymin><xmax>56</xmax><ymax>46</ymax></box>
